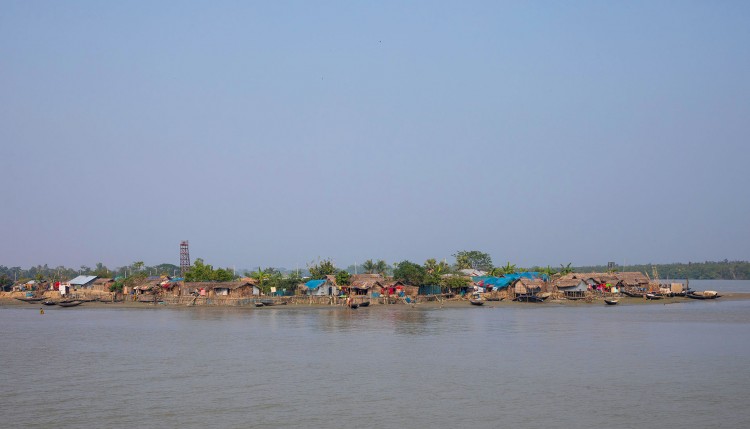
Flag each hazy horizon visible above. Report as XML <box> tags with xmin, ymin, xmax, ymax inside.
<box><xmin>2</xmin><ymin>1</ymin><xmax>749</xmax><ymax>270</ymax></box>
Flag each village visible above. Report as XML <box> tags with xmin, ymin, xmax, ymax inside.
<box><xmin>3</xmin><ymin>268</ymin><xmax>708</xmax><ymax>308</ymax></box>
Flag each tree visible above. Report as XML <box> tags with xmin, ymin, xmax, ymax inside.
<box><xmin>250</xmin><ymin>268</ymin><xmax>270</xmax><ymax>289</ymax></box>
<box><xmin>454</xmin><ymin>250</ymin><xmax>493</xmax><ymax>271</ymax></box>
<box><xmin>93</xmin><ymin>262</ymin><xmax>110</xmax><ymax>278</ymax></box>
<box><xmin>185</xmin><ymin>259</ymin><xmax>215</xmax><ymax>282</ymax></box>
<box><xmin>375</xmin><ymin>260</ymin><xmax>388</xmax><ymax>275</ymax></box>
<box><xmin>424</xmin><ymin>258</ymin><xmax>450</xmax><ymax>275</ymax></box>
<box><xmin>308</xmin><ymin>259</ymin><xmax>337</xmax><ymax>280</ymax></box>
<box><xmin>362</xmin><ymin>260</ymin><xmax>376</xmax><ymax>274</ymax></box>
<box><xmin>498</xmin><ymin>262</ymin><xmax>517</xmax><ymax>275</ymax></box>
<box><xmin>214</xmin><ymin>268</ymin><xmax>234</xmax><ymax>282</ymax></box>
<box><xmin>393</xmin><ymin>260</ymin><xmax>426</xmax><ymax>286</ymax></box>
<box><xmin>335</xmin><ymin>270</ymin><xmax>351</xmax><ymax>286</ymax></box>
<box><xmin>559</xmin><ymin>263</ymin><xmax>574</xmax><ymax>275</ymax></box>
<box><xmin>539</xmin><ymin>265</ymin><xmax>558</xmax><ymax>278</ymax></box>
<box><xmin>441</xmin><ymin>275</ymin><xmax>471</xmax><ymax>291</ymax></box>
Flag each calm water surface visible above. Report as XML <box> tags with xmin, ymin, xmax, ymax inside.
<box><xmin>2</xmin><ymin>282</ymin><xmax>750</xmax><ymax>429</ymax></box>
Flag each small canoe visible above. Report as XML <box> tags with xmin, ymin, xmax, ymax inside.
<box><xmin>254</xmin><ymin>302</ymin><xmax>264</xmax><ymax>307</ymax></box>
<box><xmin>604</xmin><ymin>299</ymin><xmax>619</xmax><ymax>305</ymax></box>
<box><xmin>358</xmin><ymin>301</ymin><xmax>370</xmax><ymax>307</ymax></box>
<box><xmin>469</xmin><ymin>299</ymin><xmax>484</xmax><ymax>306</ymax></box>
<box><xmin>645</xmin><ymin>293</ymin><xmax>663</xmax><ymax>300</ymax></box>
<box><xmin>42</xmin><ymin>301</ymin><xmax>58</xmax><ymax>306</ymax></box>
<box><xmin>58</xmin><ymin>300</ymin><xmax>82</xmax><ymax>307</ymax></box>
<box><xmin>349</xmin><ymin>303</ymin><xmax>359</xmax><ymax>309</ymax></box>
<box><xmin>15</xmin><ymin>297</ymin><xmax>46</xmax><ymax>303</ymax></box>
<box><xmin>513</xmin><ymin>294</ymin><xmax>545</xmax><ymax>303</ymax></box>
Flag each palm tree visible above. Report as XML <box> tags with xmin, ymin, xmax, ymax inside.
<box><xmin>501</xmin><ymin>262</ymin><xmax>517</xmax><ymax>275</ymax></box>
<box><xmin>251</xmin><ymin>268</ymin><xmax>270</xmax><ymax>290</ymax></box>
<box><xmin>559</xmin><ymin>263</ymin><xmax>574</xmax><ymax>275</ymax></box>
<box><xmin>375</xmin><ymin>260</ymin><xmax>388</xmax><ymax>275</ymax></box>
<box><xmin>362</xmin><ymin>260</ymin><xmax>376</xmax><ymax>274</ymax></box>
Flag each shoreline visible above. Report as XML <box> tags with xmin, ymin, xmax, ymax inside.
<box><xmin>3</xmin><ymin>292</ymin><xmax>749</xmax><ymax>310</ymax></box>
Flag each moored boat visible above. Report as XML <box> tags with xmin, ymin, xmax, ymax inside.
<box><xmin>15</xmin><ymin>297</ymin><xmax>46</xmax><ymax>303</ymax></box>
<box><xmin>358</xmin><ymin>301</ymin><xmax>370</xmax><ymax>307</ymax></box>
<box><xmin>645</xmin><ymin>293</ymin><xmax>663</xmax><ymax>300</ymax></box>
<box><xmin>604</xmin><ymin>299</ymin><xmax>619</xmax><ymax>305</ymax></box>
<box><xmin>58</xmin><ymin>300</ymin><xmax>82</xmax><ymax>307</ymax></box>
<box><xmin>513</xmin><ymin>294</ymin><xmax>545</xmax><ymax>303</ymax></box>
<box><xmin>686</xmin><ymin>291</ymin><xmax>720</xmax><ymax>300</ymax></box>
<box><xmin>42</xmin><ymin>301</ymin><xmax>58</xmax><ymax>306</ymax></box>
<box><xmin>469</xmin><ymin>299</ymin><xmax>484</xmax><ymax>306</ymax></box>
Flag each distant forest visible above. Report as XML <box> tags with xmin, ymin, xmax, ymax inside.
<box><xmin>574</xmin><ymin>260</ymin><xmax>750</xmax><ymax>280</ymax></box>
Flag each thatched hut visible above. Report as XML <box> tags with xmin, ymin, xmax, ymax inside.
<box><xmin>513</xmin><ymin>278</ymin><xmax>545</xmax><ymax>295</ymax></box>
<box><xmin>554</xmin><ymin>278</ymin><xmax>588</xmax><ymax>298</ymax></box>
<box><xmin>349</xmin><ymin>274</ymin><xmax>386</xmax><ymax>296</ymax></box>
<box><xmin>92</xmin><ymin>278</ymin><xmax>114</xmax><ymax>292</ymax></box>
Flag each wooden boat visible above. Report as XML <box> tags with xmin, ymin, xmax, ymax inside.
<box><xmin>42</xmin><ymin>301</ymin><xmax>58</xmax><ymax>306</ymax></box>
<box><xmin>686</xmin><ymin>291</ymin><xmax>720</xmax><ymax>300</ymax></box>
<box><xmin>58</xmin><ymin>300</ymin><xmax>82</xmax><ymax>307</ymax></box>
<box><xmin>15</xmin><ymin>297</ymin><xmax>46</xmax><ymax>303</ymax></box>
<box><xmin>469</xmin><ymin>299</ymin><xmax>484</xmax><ymax>306</ymax></box>
<box><xmin>513</xmin><ymin>294</ymin><xmax>545</xmax><ymax>303</ymax></box>
<box><xmin>604</xmin><ymin>299</ymin><xmax>619</xmax><ymax>305</ymax></box>
<box><xmin>348</xmin><ymin>303</ymin><xmax>359</xmax><ymax>309</ymax></box>
<box><xmin>645</xmin><ymin>293</ymin><xmax>663</xmax><ymax>300</ymax></box>
<box><xmin>254</xmin><ymin>302</ymin><xmax>265</xmax><ymax>307</ymax></box>
<box><xmin>358</xmin><ymin>301</ymin><xmax>370</xmax><ymax>307</ymax></box>
<box><xmin>621</xmin><ymin>289</ymin><xmax>645</xmax><ymax>298</ymax></box>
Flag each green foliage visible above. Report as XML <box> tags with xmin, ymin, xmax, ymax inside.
<box><xmin>441</xmin><ymin>275</ymin><xmax>471</xmax><ymax>290</ymax></box>
<box><xmin>393</xmin><ymin>260</ymin><xmax>426</xmax><ymax>286</ymax></box>
<box><xmin>109</xmin><ymin>279</ymin><xmax>124</xmax><ymax>293</ymax></box>
<box><xmin>184</xmin><ymin>259</ymin><xmax>235</xmax><ymax>282</ymax></box>
<box><xmin>424</xmin><ymin>258</ymin><xmax>450</xmax><ymax>275</ymax></box>
<box><xmin>559</xmin><ymin>263</ymin><xmax>574</xmax><ymax>275</ymax></box>
<box><xmin>454</xmin><ymin>250</ymin><xmax>493</xmax><ymax>271</ymax></box>
<box><xmin>92</xmin><ymin>262</ymin><xmax>110</xmax><ymax>278</ymax></box>
<box><xmin>362</xmin><ymin>259</ymin><xmax>376</xmax><ymax>274</ymax></box>
<box><xmin>308</xmin><ymin>259</ymin><xmax>337</xmax><ymax>280</ymax></box>
<box><xmin>0</xmin><ymin>274</ymin><xmax>12</xmax><ymax>291</ymax></box>
<box><xmin>492</xmin><ymin>262</ymin><xmax>517</xmax><ymax>275</ymax></box>
<box><xmin>335</xmin><ymin>270</ymin><xmax>351</xmax><ymax>286</ymax></box>
<box><xmin>274</xmin><ymin>271</ymin><xmax>302</xmax><ymax>295</ymax></box>
<box><xmin>540</xmin><ymin>265</ymin><xmax>558</xmax><ymax>277</ymax></box>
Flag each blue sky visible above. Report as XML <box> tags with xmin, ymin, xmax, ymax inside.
<box><xmin>2</xmin><ymin>1</ymin><xmax>749</xmax><ymax>270</ymax></box>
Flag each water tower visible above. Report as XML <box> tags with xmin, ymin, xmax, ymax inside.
<box><xmin>180</xmin><ymin>241</ymin><xmax>190</xmax><ymax>275</ymax></box>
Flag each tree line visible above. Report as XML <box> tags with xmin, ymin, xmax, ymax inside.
<box><xmin>4</xmin><ymin>255</ymin><xmax>748</xmax><ymax>291</ymax></box>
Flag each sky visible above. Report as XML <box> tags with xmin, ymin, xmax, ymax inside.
<box><xmin>2</xmin><ymin>1</ymin><xmax>749</xmax><ymax>270</ymax></box>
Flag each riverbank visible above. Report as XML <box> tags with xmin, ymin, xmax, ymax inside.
<box><xmin>3</xmin><ymin>292</ymin><xmax>748</xmax><ymax>310</ymax></box>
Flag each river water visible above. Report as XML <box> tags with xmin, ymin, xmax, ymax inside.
<box><xmin>2</xmin><ymin>281</ymin><xmax>750</xmax><ymax>429</ymax></box>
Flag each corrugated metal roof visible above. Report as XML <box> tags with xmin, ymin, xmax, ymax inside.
<box><xmin>69</xmin><ymin>275</ymin><xmax>98</xmax><ymax>285</ymax></box>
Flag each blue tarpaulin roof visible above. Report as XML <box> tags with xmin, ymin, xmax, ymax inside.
<box><xmin>472</xmin><ymin>272</ymin><xmax>547</xmax><ymax>289</ymax></box>
<box><xmin>304</xmin><ymin>279</ymin><xmax>326</xmax><ymax>289</ymax></box>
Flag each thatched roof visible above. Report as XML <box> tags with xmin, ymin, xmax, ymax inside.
<box><xmin>514</xmin><ymin>277</ymin><xmax>544</xmax><ymax>294</ymax></box>
<box><xmin>555</xmin><ymin>278</ymin><xmax>584</xmax><ymax>288</ymax></box>
<box><xmin>349</xmin><ymin>274</ymin><xmax>386</xmax><ymax>290</ymax></box>
<box><xmin>614</xmin><ymin>272</ymin><xmax>649</xmax><ymax>285</ymax></box>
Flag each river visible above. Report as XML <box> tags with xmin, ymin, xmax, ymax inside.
<box><xmin>2</xmin><ymin>280</ymin><xmax>749</xmax><ymax>428</ymax></box>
